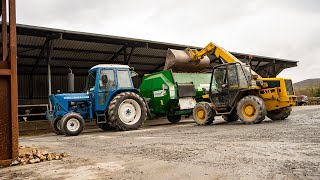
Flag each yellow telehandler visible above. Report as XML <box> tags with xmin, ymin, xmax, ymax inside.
<box><xmin>165</xmin><ymin>42</ymin><xmax>296</xmax><ymax>125</ymax></box>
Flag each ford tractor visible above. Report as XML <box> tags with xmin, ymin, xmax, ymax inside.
<box><xmin>46</xmin><ymin>64</ymin><xmax>147</xmax><ymax>136</ymax></box>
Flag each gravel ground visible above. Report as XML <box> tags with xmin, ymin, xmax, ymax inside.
<box><xmin>1</xmin><ymin>105</ymin><xmax>320</xmax><ymax>180</ymax></box>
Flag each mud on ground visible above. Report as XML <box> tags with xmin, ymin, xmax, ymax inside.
<box><xmin>1</xmin><ymin>105</ymin><xmax>320</xmax><ymax>180</ymax></box>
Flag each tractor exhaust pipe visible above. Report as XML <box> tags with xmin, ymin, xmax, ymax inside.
<box><xmin>68</xmin><ymin>68</ymin><xmax>74</xmax><ymax>93</ymax></box>
<box><xmin>164</xmin><ymin>49</ymin><xmax>210</xmax><ymax>73</ymax></box>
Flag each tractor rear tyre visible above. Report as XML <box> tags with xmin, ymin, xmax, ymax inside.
<box><xmin>61</xmin><ymin>112</ymin><xmax>85</xmax><ymax>136</ymax></box>
<box><xmin>108</xmin><ymin>92</ymin><xmax>147</xmax><ymax>131</ymax></box>
<box><xmin>51</xmin><ymin>117</ymin><xmax>64</xmax><ymax>135</ymax></box>
<box><xmin>222</xmin><ymin>111</ymin><xmax>239</xmax><ymax>122</ymax></box>
<box><xmin>193</xmin><ymin>102</ymin><xmax>215</xmax><ymax>125</ymax></box>
<box><xmin>267</xmin><ymin>107</ymin><xmax>292</xmax><ymax>120</ymax></box>
<box><xmin>99</xmin><ymin>122</ymin><xmax>116</xmax><ymax>131</ymax></box>
<box><xmin>237</xmin><ymin>96</ymin><xmax>267</xmax><ymax>124</ymax></box>
<box><xmin>167</xmin><ymin>115</ymin><xmax>181</xmax><ymax>124</ymax></box>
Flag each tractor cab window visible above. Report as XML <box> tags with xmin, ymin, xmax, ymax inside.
<box><xmin>117</xmin><ymin>70</ymin><xmax>132</xmax><ymax>88</ymax></box>
<box><xmin>85</xmin><ymin>71</ymin><xmax>97</xmax><ymax>91</ymax></box>
<box><xmin>99</xmin><ymin>70</ymin><xmax>116</xmax><ymax>90</ymax></box>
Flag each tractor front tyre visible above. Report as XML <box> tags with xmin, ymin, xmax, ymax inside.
<box><xmin>193</xmin><ymin>102</ymin><xmax>215</xmax><ymax>125</ymax></box>
<box><xmin>108</xmin><ymin>92</ymin><xmax>147</xmax><ymax>131</ymax></box>
<box><xmin>167</xmin><ymin>115</ymin><xmax>181</xmax><ymax>124</ymax></box>
<box><xmin>267</xmin><ymin>107</ymin><xmax>292</xmax><ymax>120</ymax></box>
<box><xmin>60</xmin><ymin>112</ymin><xmax>85</xmax><ymax>136</ymax></box>
<box><xmin>222</xmin><ymin>111</ymin><xmax>239</xmax><ymax>122</ymax></box>
<box><xmin>237</xmin><ymin>96</ymin><xmax>267</xmax><ymax>124</ymax></box>
<box><xmin>51</xmin><ymin>117</ymin><xmax>64</xmax><ymax>135</ymax></box>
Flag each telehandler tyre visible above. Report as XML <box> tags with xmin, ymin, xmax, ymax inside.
<box><xmin>222</xmin><ymin>111</ymin><xmax>239</xmax><ymax>122</ymax></box>
<box><xmin>51</xmin><ymin>117</ymin><xmax>64</xmax><ymax>135</ymax></box>
<box><xmin>267</xmin><ymin>107</ymin><xmax>292</xmax><ymax>120</ymax></box>
<box><xmin>108</xmin><ymin>92</ymin><xmax>147</xmax><ymax>131</ymax></box>
<box><xmin>193</xmin><ymin>102</ymin><xmax>215</xmax><ymax>125</ymax></box>
<box><xmin>60</xmin><ymin>112</ymin><xmax>85</xmax><ymax>136</ymax></box>
<box><xmin>167</xmin><ymin>115</ymin><xmax>181</xmax><ymax>124</ymax></box>
<box><xmin>237</xmin><ymin>96</ymin><xmax>267</xmax><ymax>124</ymax></box>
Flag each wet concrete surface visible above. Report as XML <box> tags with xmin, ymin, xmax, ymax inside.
<box><xmin>1</xmin><ymin>105</ymin><xmax>320</xmax><ymax>179</ymax></box>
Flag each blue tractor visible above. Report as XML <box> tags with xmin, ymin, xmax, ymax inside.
<box><xmin>46</xmin><ymin>64</ymin><xmax>147</xmax><ymax>136</ymax></box>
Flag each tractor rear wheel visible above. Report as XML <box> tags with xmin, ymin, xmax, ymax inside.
<box><xmin>193</xmin><ymin>102</ymin><xmax>215</xmax><ymax>125</ymax></box>
<box><xmin>267</xmin><ymin>107</ymin><xmax>292</xmax><ymax>120</ymax></box>
<box><xmin>61</xmin><ymin>112</ymin><xmax>85</xmax><ymax>136</ymax></box>
<box><xmin>222</xmin><ymin>111</ymin><xmax>239</xmax><ymax>122</ymax></box>
<box><xmin>51</xmin><ymin>117</ymin><xmax>64</xmax><ymax>135</ymax></box>
<box><xmin>237</xmin><ymin>96</ymin><xmax>267</xmax><ymax>124</ymax></box>
<box><xmin>108</xmin><ymin>92</ymin><xmax>147</xmax><ymax>131</ymax></box>
<box><xmin>167</xmin><ymin>115</ymin><xmax>181</xmax><ymax>124</ymax></box>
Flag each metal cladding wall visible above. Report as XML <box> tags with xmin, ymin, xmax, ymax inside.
<box><xmin>18</xmin><ymin>74</ymin><xmax>87</xmax><ymax>105</ymax></box>
<box><xmin>18</xmin><ymin>74</ymin><xmax>143</xmax><ymax>105</ymax></box>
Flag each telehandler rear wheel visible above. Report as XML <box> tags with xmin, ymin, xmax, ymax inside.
<box><xmin>267</xmin><ymin>107</ymin><xmax>292</xmax><ymax>120</ymax></box>
<box><xmin>61</xmin><ymin>112</ymin><xmax>85</xmax><ymax>136</ymax></box>
<box><xmin>51</xmin><ymin>117</ymin><xmax>64</xmax><ymax>135</ymax></box>
<box><xmin>237</xmin><ymin>96</ymin><xmax>266</xmax><ymax>124</ymax></box>
<box><xmin>222</xmin><ymin>111</ymin><xmax>239</xmax><ymax>122</ymax></box>
<box><xmin>108</xmin><ymin>92</ymin><xmax>147</xmax><ymax>131</ymax></box>
<box><xmin>193</xmin><ymin>102</ymin><xmax>215</xmax><ymax>125</ymax></box>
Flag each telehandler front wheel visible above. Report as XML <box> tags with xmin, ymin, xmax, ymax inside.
<box><xmin>193</xmin><ymin>102</ymin><xmax>215</xmax><ymax>125</ymax></box>
<box><xmin>61</xmin><ymin>112</ymin><xmax>85</xmax><ymax>136</ymax></box>
<box><xmin>237</xmin><ymin>96</ymin><xmax>267</xmax><ymax>124</ymax></box>
<box><xmin>108</xmin><ymin>92</ymin><xmax>147</xmax><ymax>131</ymax></box>
<box><xmin>267</xmin><ymin>107</ymin><xmax>292</xmax><ymax>120</ymax></box>
<box><xmin>51</xmin><ymin>117</ymin><xmax>64</xmax><ymax>135</ymax></box>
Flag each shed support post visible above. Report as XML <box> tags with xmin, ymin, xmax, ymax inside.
<box><xmin>0</xmin><ymin>0</ymin><xmax>18</xmax><ymax>167</ymax></box>
<box><xmin>47</xmin><ymin>40</ymin><xmax>53</xmax><ymax>111</ymax></box>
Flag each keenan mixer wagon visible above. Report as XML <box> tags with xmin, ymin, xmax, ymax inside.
<box><xmin>139</xmin><ymin>70</ymin><xmax>213</xmax><ymax>123</ymax></box>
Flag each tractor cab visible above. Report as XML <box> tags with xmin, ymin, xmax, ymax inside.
<box><xmin>85</xmin><ymin>64</ymin><xmax>134</xmax><ymax>112</ymax></box>
<box><xmin>209</xmin><ymin>63</ymin><xmax>252</xmax><ymax>114</ymax></box>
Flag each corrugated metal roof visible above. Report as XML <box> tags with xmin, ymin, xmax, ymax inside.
<box><xmin>1</xmin><ymin>24</ymin><xmax>298</xmax><ymax>77</ymax></box>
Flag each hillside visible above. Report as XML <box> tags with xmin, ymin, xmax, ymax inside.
<box><xmin>293</xmin><ymin>78</ymin><xmax>320</xmax><ymax>96</ymax></box>
<box><xmin>294</xmin><ymin>78</ymin><xmax>320</xmax><ymax>89</ymax></box>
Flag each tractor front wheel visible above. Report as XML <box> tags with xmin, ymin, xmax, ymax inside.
<box><xmin>61</xmin><ymin>112</ymin><xmax>85</xmax><ymax>136</ymax></box>
<box><xmin>108</xmin><ymin>92</ymin><xmax>147</xmax><ymax>131</ymax></box>
<box><xmin>267</xmin><ymin>107</ymin><xmax>292</xmax><ymax>120</ymax></box>
<box><xmin>193</xmin><ymin>102</ymin><xmax>215</xmax><ymax>125</ymax></box>
<box><xmin>51</xmin><ymin>117</ymin><xmax>64</xmax><ymax>135</ymax></box>
<box><xmin>237</xmin><ymin>96</ymin><xmax>267</xmax><ymax>124</ymax></box>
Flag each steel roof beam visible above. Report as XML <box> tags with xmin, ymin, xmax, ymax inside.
<box><xmin>18</xmin><ymin>55</ymin><xmax>160</xmax><ymax>66</ymax></box>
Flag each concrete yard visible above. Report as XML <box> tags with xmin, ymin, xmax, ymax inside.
<box><xmin>1</xmin><ymin>105</ymin><xmax>320</xmax><ymax>180</ymax></box>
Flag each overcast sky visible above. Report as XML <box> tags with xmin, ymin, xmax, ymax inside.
<box><xmin>16</xmin><ymin>0</ymin><xmax>320</xmax><ymax>82</ymax></box>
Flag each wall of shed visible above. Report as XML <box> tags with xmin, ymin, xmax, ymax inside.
<box><xmin>18</xmin><ymin>74</ymin><xmax>87</xmax><ymax>105</ymax></box>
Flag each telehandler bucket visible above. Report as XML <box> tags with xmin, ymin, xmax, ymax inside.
<box><xmin>164</xmin><ymin>48</ymin><xmax>210</xmax><ymax>73</ymax></box>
